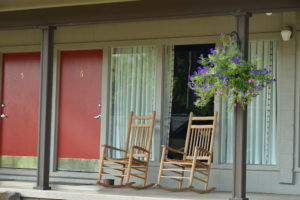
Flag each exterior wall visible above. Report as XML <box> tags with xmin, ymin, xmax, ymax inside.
<box><xmin>0</xmin><ymin>12</ymin><xmax>299</xmax><ymax>194</ymax></box>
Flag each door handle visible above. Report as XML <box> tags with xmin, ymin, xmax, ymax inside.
<box><xmin>94</xmin><ymin>114</ymin><xmax>102</xmax><ymax>119</ymax></box>
<box><xmin>0</xmin><ymin>114</ymin><xmax>7</xmax><ymax>118</ymax></box>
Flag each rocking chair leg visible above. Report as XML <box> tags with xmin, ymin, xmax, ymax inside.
<box><xmin>143</xmin><ymin>165</ymin><xmax>148</xmax><ymax>186</ymax></box>
<box><xmin>179</xmin><ymin>170</ymin><xmax>184</xmax><ymax>189</ymax></box>
<box><xmin>119</xmin><ymin>164</ymin><xmax>126</xmax><ymax>185</ymax></box>
<box><xmin>97</xmin><ymin>181</ymin><xmax>134</xmax><ymax>188</ymax></box>
<box><xmin>189</xmin><ymin>153</ymin><xmax>197</xmax><ymax>187</ymax></box>
<box><xmin>98</xmin><ymin>147</ymin><xmax>106</xmax><ymax>181</ymax></box>
<box><xmin>190</xmin><ymin>186</ymin><xmax>216</xmax><ymax>193</ymax></box>
<box><xmin>157</xmin><ymin>148</ymin><xmax>166</xmax><ymax>185</ymax></box>
<box><xmin>125</xmin><ymin>154</ymin><xmax>133</xmax><ymax>184</ymax></box>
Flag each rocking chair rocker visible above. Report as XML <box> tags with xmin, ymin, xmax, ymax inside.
<box><xmin>157</xmin><ymin>112</ymin><xmax>218</xmax><ymax>193</ymax></box>
<box><xmin>97</xmin><ymin>111</ymin><xmax>156</xmax><ymax>189</ymax></box>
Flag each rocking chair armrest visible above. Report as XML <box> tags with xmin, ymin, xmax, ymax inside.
<box><xmin>102</xmin><ymin>145</ymin><xmax>127</xmax><ymax>153</ymax></box>
<box><xmin>131</xmin><ymin>146</ymin><xmax>149</xmax><ymax>153</ymax></box>
<box><xmin>195</xmin><ymin>147</ymin><xmax>211</xmax><ymax>155</ymax></box>
<box><xmin>162</xmin><ymin>145</ymin><xmax>186</xmax><ymax>155</ymax></box>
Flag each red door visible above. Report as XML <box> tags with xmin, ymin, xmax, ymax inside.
<box><xmin>0</xmin><ymin>52</ymin><xmax>40</xmax><ymax>168</ymax></box>
<box><xmin>57</xmin><ymin>50</ymin><xmax>102</xmax><ymax>170</ymax></box>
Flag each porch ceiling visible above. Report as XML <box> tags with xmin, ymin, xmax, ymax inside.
<box><xmin>0</xmin><ymin>0</ymin><xmax>299</xmax><ymax>29</ymax></box>
<box><xmin>0</xmin><ymin>0</ymin><xmax>139</xmax><ymax>12</ymax></box>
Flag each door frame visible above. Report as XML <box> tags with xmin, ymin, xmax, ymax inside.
<box><xmin>51</xmin><ymin>45</ymin><xmax>110</xmax><ymax>175</ymax></box>
<box><xmin>0</xmin><ymin>46</ymin><xmax>40</xmax><ymax>173</ymax></box>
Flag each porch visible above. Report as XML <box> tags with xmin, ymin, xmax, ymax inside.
<box><xmin>0</xmin><ymin>0</ymin><xmax>299</xmax><ymax>200</ymax></box>
<box><xmin>0</xmin><ymin>181</ymin><xmax>299</xmax><ymax>200</ymax></box>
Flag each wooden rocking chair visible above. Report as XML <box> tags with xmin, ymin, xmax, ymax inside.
<box><xmin>97</xmin><ymin>111</ymin><xmax>156</xmax><ymax>189</ymax></box>
<box><xmin>157</xmin><ymin>112</ymin><xmax>218</xmax><ymax>193</ymax></box>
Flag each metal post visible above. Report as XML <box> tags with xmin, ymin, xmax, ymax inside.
<box><xmin>230</xmin><ymin>12</ymin><xmax>251</xmax><ymax>200</ymax></box>
<box><xmin>35</xmin><ymin>26</ymin><xmax>55</xmax><ymax>190</ymax></box>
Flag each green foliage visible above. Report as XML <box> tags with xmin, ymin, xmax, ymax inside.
<box><xmin>188</xmin><ymin>34</ymin><xmax>276</xmax><ymax>110</ymax></box>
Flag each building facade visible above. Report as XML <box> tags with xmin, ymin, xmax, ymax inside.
<box><xmin>0</xmin><ymin>1</ymin><xmax>299</xmax><ymax>196</ymax></box>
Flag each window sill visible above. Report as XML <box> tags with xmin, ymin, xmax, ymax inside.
<box><xmin>211</xmin><ymin>163</ymin><xmax>279</xmax><ymax>171</ymax></box>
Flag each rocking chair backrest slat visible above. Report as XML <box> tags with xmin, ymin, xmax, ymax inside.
<box><xmin>184</xmin><ymin>112</ymin><xmax>218</xmax><ymax>163</ymax></box>
<box><xmin>124</xmin><ymin>111</ymin><xmax>156</xmax><ymax>160</ymax></box>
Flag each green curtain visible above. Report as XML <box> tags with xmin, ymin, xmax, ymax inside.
<box><xmin>108</xmin><ymin>46</ymin><xmax>157</xmax><ymax>157</ymax></box>
<box><xmin>220</xmin><ymin>40</ymin><xmax>278</xmax><ymax>165</ymax></box>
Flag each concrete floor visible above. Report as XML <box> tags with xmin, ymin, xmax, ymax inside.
<box><xmin>0</xmin><ymin>181</ymin><xmax>299</xmax><ymax>200</ymax></box>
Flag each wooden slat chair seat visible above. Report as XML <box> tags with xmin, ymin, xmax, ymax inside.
<box><xmin>97</xmin><ymin>111</ymin><xmax>156</xmax><ymax>189</ymax></box>
<box><xmin>157</xmin><ymin>112</ymin><xmax>218</xmax><ymax>193</ymax></box>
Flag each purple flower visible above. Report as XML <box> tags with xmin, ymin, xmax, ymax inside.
<box><xmin>246</xmin><ymin>90</ymin><xmax>250</xmax><ymax>93</ymax></box>
<box><xmin>231</xmin><ymin>88</ymin><xmax>235</xmax><ymax>91</ymax></box>
<box><xmin>196</xmin><ymin>60</ymin><xmax>201</xmax><ymax>64</ymax></box>
<box><xmin>204</xmin><ymin>88</ymin><xmax>210</xmax><ymax>91</ymax></box>
<box><xmin>188</xmin><ymin>75</ymin><xmax>194</xmax><ymax>79</ymax></box>
<box><xmin>215</xmin><ymin>72</ymin><xmax>220</xmax><ymax>77</ymax></box>
<box><xmin>222</xmin><ymin>86</ymin><xmax>227</xmax><ymax>89</ymax></box>
<box><xmin>223</xmin><ymin>81</ymin><xmax>228</xmax><ymax>84</ymax></box>
<box><xmin>210</xmin><ymin>83</ymin><xmax>215</xmax><ymax>86</ymax></box>
<box><xmin>236</xmin><ymin>56</ymin><xmax>241</xmax><ymax>60</ymax></box>
<box><xmin>194</xmin><ymin>92</ymin><xmax>198</xmax><ymax>95</ymax></box>
<box><xmin>188</xmin><ymin>81</ymin><xmax>191</xmax><ymax>85</ymax></box>
<box><xmin>205</xmin><ymin>81</ymin><xmax>209</xmax><ymax>84</ymax></box>
<box><xmin>221</xmin><ymin>45</ymin><xmax>225</xmax><ymax>49</ymax></box>
<box><xmin>266</xmin><ymin>81</ymin><xmax>270</xmax><ymax>84</ymax></box>
<box><xmin>253</xmin><ymin>86</ymin><xmax>260</xmax><ymax>89</ymax></box>
<box><xmin>226</xmin><ymin>50</ymin><xmax>229</xmax><ymax>54</ymax></box>
<box><xmin>231</xmin><ymin>42</ymin><xmax>235</xmax><ymax>46</ymax></box>
<box><xmin>210</xmin><ymin>48</ymin><xmax>214</xmax><ymax>52</ymax></box>
<box><xmin>200</xmin><ymin>53</ymin><xmax>204</xmax><ymax>57</ymax></box>
<box><xmin>220</xmin><ymin>76</ymin><xmax>228</xmax><ymax>80</ymax></box>
<box><xmin>261</xmin><ymin>84</ymin><xmax>265</xmax><ymax>87</ymax></box>
<box><xmin>248</xmin><ymin>78</ymin><xmax>253</xmax><ymax>83</ymax></box>
<box><xmin>198</xmin><ymin>68</ymin><xmax>207</xmax><ymax>74</ymax></box>
<box><xmin>238</xmin><ymin>89</ymin><xmax>242</xmax><ymax>92</ymax></box>
<box><xmin>197</xmin><ymin>98</ymin><xmax>201</xmax><ymax>101</ymax></box>
<box><xmin>250</xmin><ymin>70</ymin><xmax>255</xmax><ymax>74</ymax></box>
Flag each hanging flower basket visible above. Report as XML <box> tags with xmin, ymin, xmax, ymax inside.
<box><xmin>188</xmin><ymin>33</ymin><xmax>276</xmax><ymax>110</ymax></box>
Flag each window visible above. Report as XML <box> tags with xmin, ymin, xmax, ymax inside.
<box><xmin>220</xmin><ymin>40</ymin><xmax>278</xmax><ymax>165</ymax></box>
<box><xmin>163</xmin><ymin>44</ymin><xmax>215</xmax><ymax>155</ymax></box>
<box><xmin>108</xmin><ymin>46</ymin><xmax>157</xmax><ymax>157</ymax></box>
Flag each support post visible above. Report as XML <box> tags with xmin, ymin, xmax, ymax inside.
<box><xmin>230</xmin><ymin>12</ymin><xmax>251</xmax><ymax>200</ymax></box>
<box><xmin>35</xmin><ymin>26</ymin><xmax>55</xmax><ymax>190</ymax></box>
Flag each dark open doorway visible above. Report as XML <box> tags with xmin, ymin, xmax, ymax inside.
<box><xmin>168</xmin><ymin>43</ymin><xmax>215</xmax><ymax>155</ymax></box>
